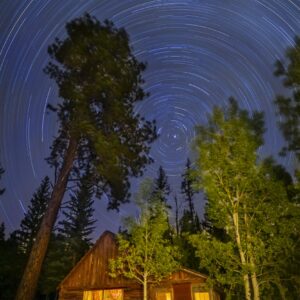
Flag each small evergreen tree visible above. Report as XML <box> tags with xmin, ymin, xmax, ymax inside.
<box><xmin>14</xmin><ymin>176</ymin><xmax>51</xmax><ymax>254</ymax></box>
<box><xmin>180</xmin><ymin>158</ymin><xmax>200</xmax><ymax>234</ymax></box>
<box><xmin>171</xmin><ymin>159</ymin><xmax>201</xmax><ymax>270</ymax></box>
<box><xmin>153</xmin><ymin>166</ymin><xmax>171</xmax><ymax>208</ymax></box>
<box><xmin>58</xmin><ymin>170</ymin><xmax>96</xmax><ymax>266</ymax></box>
<box><xmin>110</xmin><ymin>179</ymin><xmax>179</xmax><ymax>300</ymax></box>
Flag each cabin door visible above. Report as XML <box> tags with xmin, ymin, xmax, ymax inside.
<box><xmin>173</xmin><ymin>283</ymin><xmax>192</xmax><ymax>300</ymax></box>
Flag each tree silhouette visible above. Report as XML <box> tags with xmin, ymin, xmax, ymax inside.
<box><xmin>153</xmin><ymin>166</ymin><xmax>171</xmax><ymax>208</ymax></box>
<box><xmin>13</xmin><ymin>177</ymin><xmax>51</xmax><ymax>255</ymax></box>
<box><xmin>58</xmin><ymin>170</ymin><xmax>96</xmax><ymax>267</ymax></box>
<box><xmin>180</xmin><ymin>158</ymin><xmax>200</xmax><ymax>233</ymax></box>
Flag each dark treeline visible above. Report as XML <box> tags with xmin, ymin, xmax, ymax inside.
<box><xmin>0</xmin><ymin>14</ymin><xmax>299</xmax><ymax>300</ymax></box>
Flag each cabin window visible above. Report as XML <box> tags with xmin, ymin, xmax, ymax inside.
<box><xmin>193</xmin><ymin>292</ymin><xmax>210</xmax><ymax>300</ymax></box>
<box><xmin>192</xmin><ymin>286</ymin><xmax>210</xmax><ymax>300</ymax></box>
<box><xmin>83</xmin><ymin>289</ymin><xmax>123</xmax><ymax>300</ymax></box>
<box><xmin>156</xmin><ymin>288</ymin><xmax>173</xmax><ymax>300</ymax></box>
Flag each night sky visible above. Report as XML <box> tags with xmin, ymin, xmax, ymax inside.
<box><xmin>0</xmin><ymin>0</ymin><xmax>299</xmax><ymax>236</ymax></box>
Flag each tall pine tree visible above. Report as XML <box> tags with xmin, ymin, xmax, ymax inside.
<box><xmin>16</xmin><ymin>14</ymin><xmax>156</xmax><ymax>299</ymax></box>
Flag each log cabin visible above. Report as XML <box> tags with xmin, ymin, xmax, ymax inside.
<box><xmin>58</xmin><ymin>231</ymin><xmax>221</xmax><ymax>300</ymax></box>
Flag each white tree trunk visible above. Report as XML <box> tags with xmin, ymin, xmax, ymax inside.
<box><xmin>233</xmin><ymin>212</ymin><xmax>251</xmax><ymax>300</ymax></box>
<box><xmin>250</xmin><ymin>258</ymin><xmax>260</xmax><ymax>300</ymax></box>
<box><xmin>143</xmin><ymin>276</ymin><xmax>147</xmax><ymax>300</ymax></box>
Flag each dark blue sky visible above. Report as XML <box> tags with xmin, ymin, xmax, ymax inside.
<box><xmin>0</xmin><ymin>0</ymin><xmax>299</xmax><ymax>235</ymax></box>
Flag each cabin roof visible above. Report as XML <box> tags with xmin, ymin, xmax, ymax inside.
<box><xmin>58</xmin><ymin>230</ymin><xmax>115</xmax><ymax>289</ymax></box>
<box><xmin>179</xmin><ymin>267</ymin><xmax>208</xmax><ymax>279</ymax></box>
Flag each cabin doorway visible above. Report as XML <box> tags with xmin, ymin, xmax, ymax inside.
<box><xmin>173</xmin><ymin>283</ymin><xmax>192</xmax><ymax>300</ymax></box>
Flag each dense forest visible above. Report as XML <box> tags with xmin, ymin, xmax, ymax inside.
<box><xmin>0</xmin><ymin>15</ymin><xmax>299</xmax><ymax>300</ymax></box>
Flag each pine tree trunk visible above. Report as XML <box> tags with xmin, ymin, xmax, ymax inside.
<box><xmin>15</xmin><ymin>137</ymin><xmax>78</xmax><ymax>300</ymax></box>
<box><xmin>232</xmin><ymin>212</ymin><xmax>251</xmax><ymax>300</ymax></box>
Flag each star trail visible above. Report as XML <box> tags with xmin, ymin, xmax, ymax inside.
<box><xmin>0</xmin><ymin>0</ymin><xmax>299</xmax><ymax>234</ymax></box>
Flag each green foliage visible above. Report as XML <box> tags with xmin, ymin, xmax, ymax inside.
<box><xmin>109</xmin><ymin>180</ymin><xmax>179</xmax><ymax>299</ymax></box>
<box><xmin>192</xmin><ymin>99</ymin><xmax>264</xmax><ymax>231</ymax></box>
<box><xmin>173</xmin><ymin>231</ymin><xmax>199</xmax><ymax>271</ymax></box>
<box><xmin>273</xmin><ymin>37</ymin><xmax>300</xmax><ymax>298</ymax></box>
<box><xmin>45</xmin><ymin>14</ymin><xmax>156</xmax><ymax>207</ymax></box>
<box><xmin>190</xmin><ymin>232</ymin><xmax>244</xmax><ymax>299</ymax></box>
<box><xmin>13</xmin><ymin>177</ymin><xmax>51</xmax><ymax>254</ymax></box>
<box><xmin>190</xmin><ymin>100</ymin><xmax>300</xmax><ymax>299</ymax></box>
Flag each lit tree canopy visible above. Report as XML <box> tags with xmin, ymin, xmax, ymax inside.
<box><xmin>190</xmin><ymin>100</ymin><xmax>300</xmax><ymax>300</ymax></box>
<box><xmin>110</xmin><ymin>179</ymin><xmax>179</xmax><ymax>300</ymax></box>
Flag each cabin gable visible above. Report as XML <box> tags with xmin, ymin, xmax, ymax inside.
<box><xmin>169</xmin><ymin>269</ymin><xmax>207</xmax><ymax>283</ymax></box>
<box><xmin>59</xmin><ymin>231</ymin><xmax>135</xmax><ymax>290</ymax></box>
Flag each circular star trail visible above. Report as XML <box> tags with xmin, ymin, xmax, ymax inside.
<box><xmin>0</xmin><ymin>0</ymin><xmax>299</xmax><ymax>233</ymax></box>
